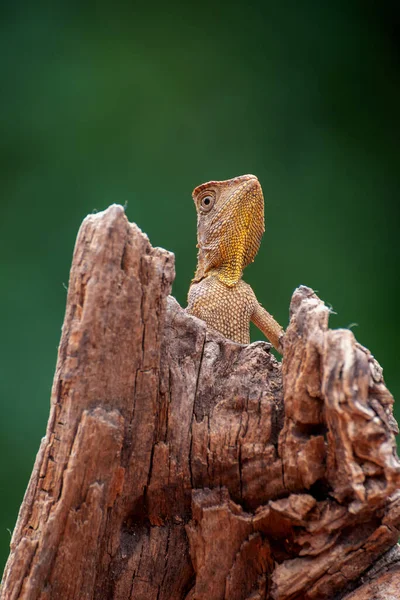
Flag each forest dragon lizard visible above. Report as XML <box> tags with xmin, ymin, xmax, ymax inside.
<box><xmin>186</xmin><ymin>174</ymin><xmax>284</xmax><ymax>352</ymax></box>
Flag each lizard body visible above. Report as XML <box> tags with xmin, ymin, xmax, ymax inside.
<box><xmin>187</xmin><ymin>174</ymin><xmax>284</xmax><ymax>352</ymax></box>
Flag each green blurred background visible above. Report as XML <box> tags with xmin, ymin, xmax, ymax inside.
<box><xmin>1</xmin><ymin>0</ymin><xmax>399</xmax><ymax>573</ymax></box>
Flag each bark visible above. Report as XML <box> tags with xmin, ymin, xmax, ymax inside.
<box><xmin>1</xmin><ymin>204</ymin><xmax>400</xmax><ymax>600</ymax></box>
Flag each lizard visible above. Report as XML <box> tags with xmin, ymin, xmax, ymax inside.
<box><xmin>186</xmin><ymin>174</ymin><xmax>284</xmax><ymax>352</ymax></box>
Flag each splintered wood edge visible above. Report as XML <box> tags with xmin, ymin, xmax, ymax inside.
<box><xmin>1</xmin><ymin>204</ymin><xmax>176</xmax><ymax>599</ymax></box>
<box><xmin>1</xmin><ymin>208</ymin><xmax>399</xmax><ymax>600</ymax></box>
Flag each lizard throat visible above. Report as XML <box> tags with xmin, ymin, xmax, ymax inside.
<box><xmin>215</xmin><ymin>262</ymin><xmax>243</xmax><ymax>287</ymax></box>
<box><xmin>193</xmin><ymin>255</ymin><xmax>243</xmax><ymax>288</ymax></box>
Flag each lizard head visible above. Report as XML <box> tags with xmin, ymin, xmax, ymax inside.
<box><xmin>192</xmin><ymin>174</ymin><xmax>265</xmax><ymax>286</ymax></box>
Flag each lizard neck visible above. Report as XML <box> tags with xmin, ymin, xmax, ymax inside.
<box><xmin>193</xmin><ymin>248</ymin><xmax>243</xmax><ymax>287</ymax></box>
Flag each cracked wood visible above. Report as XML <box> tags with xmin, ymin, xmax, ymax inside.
<box><xmin>1</xmin><ymin>205</ymin><xmax>399</xmax><ymax>600</ymax></box>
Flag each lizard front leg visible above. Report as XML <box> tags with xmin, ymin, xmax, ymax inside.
<box><xmin>251</xmin><ymin>302</ymin><xmax>284</xmax><ymax>353</ymax></box>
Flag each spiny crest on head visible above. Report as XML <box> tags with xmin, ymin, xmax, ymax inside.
<box><xmin>192</xmin><ymin>174</ymin><xmax>258</xmax><ymax>199</ymax></box>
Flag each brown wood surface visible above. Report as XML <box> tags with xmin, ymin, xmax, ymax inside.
<box><xmin>1</xmin><ymin>205</ymin><xmax>399</xmax><ymax>599</ymax></box>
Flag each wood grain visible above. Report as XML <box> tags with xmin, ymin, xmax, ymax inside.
<box><xmin>1</xmin><ymin>205</ymin><xmax>399</xmax><ymax>599</ymax></box>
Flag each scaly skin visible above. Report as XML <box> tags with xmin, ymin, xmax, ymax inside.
<box><xmin>187</xmin><ymin>174</ymin><xmax>284</xmax><ymax>352</ymax></box>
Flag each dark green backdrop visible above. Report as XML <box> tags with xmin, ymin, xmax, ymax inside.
<box><xmin>1</xmin><ymin>0</ymin><xmax>399</xmax><ymax>574</ymax></box>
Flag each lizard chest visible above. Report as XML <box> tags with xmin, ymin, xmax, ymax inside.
<box><xmin>187</xmin><ymin>276</ymin><xmax>256</xmax><ymax>344</ymax></box>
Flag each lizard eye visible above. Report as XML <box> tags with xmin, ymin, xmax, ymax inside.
<box><xmin>200</xmin><ymin>195</ymin><xmax>214</xmax><ymax>212</ymax></box>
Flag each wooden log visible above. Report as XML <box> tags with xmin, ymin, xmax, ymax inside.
<box><xmin>1</xmin><ymin>205</ymin><xmax>399</xmax><ymax>600</ymax></box>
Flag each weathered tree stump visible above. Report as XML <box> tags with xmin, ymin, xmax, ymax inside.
<box><xmin>1</xmin><ymin>205</ymin><xmax>400</xmax><ymax>600</ymax></box>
